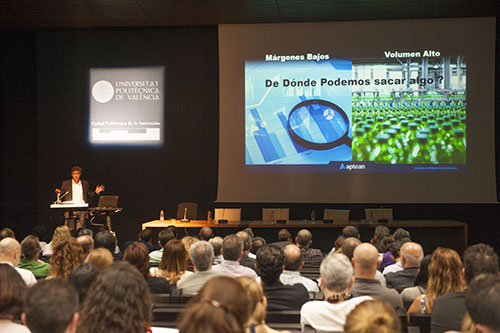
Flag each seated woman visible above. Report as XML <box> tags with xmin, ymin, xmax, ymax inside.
<box><xmin>18</xmin><ymin>235</ymin><xmax>50</xmax><ymax>277</ymax></box>
<box><xmin>49</xmin><ymin>238</ymin><xmax>85</xmax><ymax>279</ymax></box>
<box><xmin>0</xmin><ymin>264</ymin><xmax>30</xmax><ymax>332</ymax></box>
<box><xmin>237</xmin><ymin>276</ymin><xmax>290</xmax><ymax>333</ymax></box>
<box><xmin>123</xmin><ymin>241</ymin><xmax>171</xmax><ymax>294</ymax></box>
<box><xmin>151</xmin><ymin>239</ymin><xmax>192</xmax><ymax>289</ymax></box>
<box><xmin>177</xmin><ymin>276</ymin><xmax>250</xmax><ymax>333</ymax></box>
<box><xmin>344</xmin><ymin>299</ymin><xmax>401</xmax><ymax>333</ymax></box>
<box><xmin>42</xmin><ymin>225</ymin><xmax>71</xmax><ymax>257</ymax></box>
<box><xmin>85</xmin><ymin>247</ymin><xmax>113</xmax><ymax>272</ymax></box>
<box><xmin>301</xmin><ymin>253</ymin><xmax>371</xmax><ymax>332</ymax></box>
<box><xmin>407</xmin><ymin>247</ymin><xmax>464</xmax><ymax>318</ymax></box>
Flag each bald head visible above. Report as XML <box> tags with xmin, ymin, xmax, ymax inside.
<box><xmin>0</xmin><ymin>237</ymin><xmax>21</xmax><ymax>266</ymax></box>
<box><xmin>296</xmin><ymin>229</ymin><xmax>313</xmax><ymax>248</ymax></box>
<box><xmin>283</xmin><ymin>244</ymin><xmax>303</xmax><ymax>271</ymax></box>
<box><xmin>353</xmin><ymin>243</ymin><xmax>379</xmax><ymax>278</ymax></box>
<box><xmin>400</xmin><ymin>242</ymin><xmax>424</xmax><ymax>268</ymax></box>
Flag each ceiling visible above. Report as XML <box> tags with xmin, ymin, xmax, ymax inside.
<box><xmin>1</xmin><ymin>0</ymin><xmax>499</xmax><ymax>28</ymax></box>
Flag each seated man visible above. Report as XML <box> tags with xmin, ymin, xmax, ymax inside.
<box><xmin>209</xmin><ymin>236</ymin><xmax>223</xmax><ymax>265</ymax></box>
<box><xmin>212</xmin><ymin>234</ymin><xmax>257</xmax><ymax>278</ymax></box>
<box><xmin>198</xmin><ymin>226</ymin><xmax>213</xmax><ymax>241</ymax></box>
<box><xmin>350</xmin><ymin>243</ymin><xmax>403</xmax><ymax>310</ymax></box>
<box><xmin>251</xmin><ymin>237</ymin><xmax>267</xmax><ymax>256</ymax></box>
<box><xmin>149</xmin><ymin>229</ymin><xmax>175</xmax><ymax>264</ymax></box>
<box><xmin>124</xmin><ymin>229</ymin><xmax>155</xmax><ymax>253</ymax></box>
<box><xmin>256</xmin><ymin>245</ymin><xmax>309</xmax><ymax>311</ymax></box>
<box><xmin>342</xmin><ymin>237</ymin><xmax>386</xmax><ymax>287</ymax></box>
<box><xmin>465</xmin><ymin>274</ymin><xmax>500</xmax><ymax>333</ymax></box>
<box><xmin>295</xmin><ymin>229</ymin><xmax>323</xmax><ymax>266</ymax></box>
<box><xmin>272</xmin><ymin>228</ymin><xmax>293</xmax><ymax>249</ymax></box>
<box><xmin>382</xmin><ymin>238</ymin><xmax>409</xmax><ymax>275</ymax></box>
<box><xmin>22</xmin><ymin>278</ymin><xmax>79</xmax><ymax>333</ymax></box>
<box><xmin>236</xmin><ymin>231</ymin><xmax>256</xmax><ymax>270</ymax></box>
<box><xmin>280</xmin><ymin>244</ymin><xmax>319</xmax><ymax>293</ymax></box>
<box><xmin>0</xmin><ymin>237</ymin><xmax>37</xmax><ymax>286</ymax></box>
<box><xmin>18</xmin><ymin>235</ymin><xmax>50</xmax><ymax>278</ymax></box>
<box><xmin>76</xmin><ymin>235</ymin><xmax>94</xmax><ymax>258</ymax></box>
<box><xmin>94</xmin><ymin>230</ymin><xmax>121</xmax><ymax>260</ymax></box>
<box><xmin>370</xmin><ymin>226</ymin><xmax>390</xmax><ymax>253</ymax></box>
<box><xmin>301</xmin><ymin>253</ymin><xmax>371</xmax><ymax>332</ymax></box>
<box><xmin>177</xmin><ymin>241</ymin><xmax>228</xmax><ymax>295</ymax></box>
<box><xmin>385</xmin><ymin>242</ymin><xmax>423</xmax><ymax>293</ymax></box>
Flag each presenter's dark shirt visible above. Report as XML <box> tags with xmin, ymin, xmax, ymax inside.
<box><xmin>386</xmin><ymin>267</ymin><xmax>419</xmax><ymax>293</ymax></box>
<box><xmin>147</xmin><ymin>276</ymin><xmax>172</xmax><ymax>294</ymax></box>
<box><xmin>262</xmin><ymin>281</ymin><xmax>309</xmax><ymax>311</ymax></box>
<box><xmin>430</xmin><ymin>290</ymin><xmax>467</xmax><ymax>333</ymax></box>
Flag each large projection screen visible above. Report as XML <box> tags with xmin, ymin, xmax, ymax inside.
<box><xmin>218</xmin><ymin>18</ymin><xmax>496</xmax><ymax>203</ymax></box>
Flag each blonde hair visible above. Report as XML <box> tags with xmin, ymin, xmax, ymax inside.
<box><xmin>49</xmin><ymin>238</ymin><xmax>84</xmax><ymax>279</ymax></box>
<box><xmin>85</xmin><ymin>248</ymin><xmax>113</xmax><ymax>271</ymax></box>
<box><xmin>181</xmin><ymin>236</ymin><xmax>199</xmax><ymax>259</ymax></box>
<box><xmin>461</xmin><ymin>313</ymin><xmax>481</xmax><ymax>333</ymax></box>
<box><xmin>51</xmin><ymin>226</ymin><xmax>71</xmax><ymax>247</ymax></box>
<box><xmin>344</xmin><ymin>300</ymin><xmax>401</xmax><ymax>333</ymax></box>
<box><xmin>237</xmin><ymin>277</ymin><xmax>267</xmax><ymax>333</ymax></box>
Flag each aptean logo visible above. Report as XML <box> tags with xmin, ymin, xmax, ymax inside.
<box><xmin>340</xmin><ymin>163</ymin><xmax>366</xmax><ymax>170</ymax></box>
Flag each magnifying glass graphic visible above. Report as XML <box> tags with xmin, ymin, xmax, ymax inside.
<box><xmin>287</xmin><ymin>99</ymin><xmax>352</xmax><ymax>150</ymax></box>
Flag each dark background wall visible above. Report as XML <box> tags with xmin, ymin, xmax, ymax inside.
<box><xmin>1</xmin><ymin>22</ymin><xmax>500</xmax><ymax>254</ymax></box>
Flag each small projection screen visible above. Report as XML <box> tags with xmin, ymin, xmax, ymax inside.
<box><xmin>218</xmin><ymin>18</ymin><xmax>496</xmax><ymax>203</ymax></box>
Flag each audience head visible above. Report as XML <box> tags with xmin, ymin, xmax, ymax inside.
<box><xmin>78</xmin><ymin>262</ymin><xmax>152</xmax><ymax>333</ymax></box>
<box><xmin>353</xmin><ymin>243</ymin><xmax>379</xmax><ymax>277</ymax></box>
<box><xmin>84</xmin><ymin>247</ymin><xmax>113</xmax><ymax>271</ymax></box>
<box><xmin>296</xmin><ymin>229</ymin><xmax>313</xmax><ymax>248</ymax></box>
<box><xmin>341</xmin><ymin>237</ymin><xmax>362</xmax><ymax>260</ymax></box>
<box><xmin>190</xmin><ymin>241</ymin><xmax>214</xmax><ymax>272</ymax></box>
<box><xmin>181</xmin><ymin>236</ymin><xmax>199</xmax><ymax>261</ymax></box>
<box><xmin>49</xmin><ymin>238</ymin><xmax>84</xmax><ymax>279</ymax></box>
<box><xmin>400</xmin><ymin>242</ymin><xmax>424</xmax><ymax>268</ymax></box>
<box><xmin>465</xmin><ymin>274</ymin><xmax>500</xmax><ymax>333</ymax></box>
<box><xmin>342</xmin><ymin>226</ymin><xmax>360</xmax><ymax>239</ymax></box>
<box><xmin>159</xmin><ymin>239</ymin><xmax>188</xmax><ymax>285</ymax></box>
<box><xmin>139</xmin><ymin>228</ymin><xmax>152</xmax><ymax>243</ymax></box>
<box><xmin>414</xmin><ymin>255</ymin><xmax>432</xmax><ymax>287</ymax></box>
<box><xmin>236</xmin><ymin>231</ymin><xmax>252</xmax><ymax>253</ymax></box>
<box><xmin>374</xmin><ymin>226</ymin><xmax>391</xmax><ymax>241</ymax></box>
<box><xmin>0</xmin><ymin>237</ymin><xmax>22</xmax><ymax>266</ymax></box>
<box><xmin>426</xmin><ymin>247</ymin><xmax>463</xmax><ymax>306</ymax></box>
<box><xmin>333</xmin><ymin>235</ymin><xmax>345</xmax><ymax>253</ymax></box>
<box><xmin>69</xmin><ymin>263</ymin><xmax>99</xmax><ymax>303</ymax></box>
<box><xmin>178</xmin><ymin>276</ymin><xmax>250</xmax><ymax>333</ymax></box>
<box><xmin>283</xmin><ymin>244</ymin><xmax>303</xmax><ymax>271</ymax></box>
<box><xmin>389</xmin><ymin>238</ymin><xmax>409</xmax><ymax>260</ymax></box>
<box><xmin>93</xmin><ymin>230</ymin><xmax>116</xmax><ymax>254</ymax></box>
<box><xmin>320</xmin><ymin>253</ymin><xmax>353</xmax><ymax>293</ymax></box>
<box><xmin>222</xmin><ymin>234</ymin><xmax>244</xmax><ymax>261</ymax></box>
<box><xmin>463</xmin><ymin>243</ymin><xmax>499</xmax><ymax>285</ymax></box>
<box><xmin>0</xmin><ymin>227</ymin><xmax>15</xmax><ymax>240</ymax></box>
<box><xmin>77</xmin><ymin>235</ymin><xmax>94</xmax><ymax>256</ymax></box>
<box><xmin>0</xmin><ymin>263</ymin><xmax>26</xmax><ymax>320</ymax></box>
<box><xmin>76</xmin><ymin>228</ymin><xmax>93</xmax><ymax>238</ymax></box>
<box><xmin>166</xmin><ymin>225</ymin><xmax>179</xmax><ymax>239</ymax></box>
<box><xmin>251</xmin><ymin>237</ymin><xmax>267</xmax><ymax>255</ymax></box>
<box><xmin>278</xmin><ymin>228</ymin><xmax>291</xmax><ymax>242</ymax></box>
<box><xmin>344</xmin><ymin>299</ymin><xmax>401</xmax><ymax>333</ymax></box>
<box><xmin>31</xmin><ymin>225</ymin><xmax>47</xmax><ymax>242</ymax></box>
<box><xmin>123</xmin><ymin>241</ymin><xmax>150</xmax><ymax>278</ymax></box>
<box><xmin>209</xmin><ymin>236</ymin><xmax>223</xmax><ymax>256</ymax></box>
<box><xmin>380</xmin><ymin>235</ymin><xmax>394</xmax><ymax>253</ymax></box>
<box><xmin>51</xmin><ymin>225</ymin><xmax>71</xmax><ymax>247</ymax></box>
<box><xmin>393</xmin><ymin>228</ymin><xmax>411</xmax><ymax>241</ymax></box>
<box><xmin>243</xmin><ymin>228</ymin><xmax>254</xmax><ymax>240</ymax></box>
<box><xmin>237</xmin><ymin>276</ymin><xmax>268</xmax><ymax>330</ymax></box>
<box><xmin>199</xmin><ymin>226</ymin><xmax>214</xmax><ymax>241</ymax></box>
<box><xmin>158</xmin><ymin>229</ymin><xmax>175</xmax><ymax>248</ymax></box>
<box><xmin>23</xmin><ymin>278</ymin><xmax>79</xmax><ymax>333</ymax></box>
<box><xmin>256</xmin><ymin>245</ymin><xmax>284</xmax><ymax>284</ymax></box>
<box><xmin>20</xmin><ymin>235</ymin><xmax>42</xmax><ymax>261</ymax></box>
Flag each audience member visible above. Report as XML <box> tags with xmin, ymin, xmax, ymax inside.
<box><xmin>178</xmin><ymin>241</ymin><xmax>228</xmax><ymax>295</ymax></box>
<box><xmin>386</xmin><ymin>242</ymin><xmax>424</xmax><ymax>292</ymax></box>
<box><xmin>76</xmin><ymin>235</ymin><xmax>94</xmax><ymax>257</ymax></box>
<box><xmin>380</xmin><ymin>235</ymin><xmax>395</xmax><ymax>268</ymax></box>
<box><xmin>244</xmin><ymin>228</ymin><xmax>257</xmax><ymax>259</ymax></box>
<box><xmin>243</xmin><ymin>227</ymin><xmax>255</xmax><ymax>240</ymax></box>
<box><xmin>166</xmin><ymin>225</ymin><xmax>179</xmax><ymax>239</ymax></box>
<box><xmin>280</xmin><ymin>244</ymin><xmax>319</xmax><ymax>293</ymax></box>
<box><xmin>295</xmin><ymin>229</ymin><xmax>323</xmax><ymax>266</ymax></box>
<box><xmin>272</xmin><ymin>228</ymin><xmax>292</xmax><ymax>249</ymax></box>
<box><xmin>77</xmin><ymin>262</ymin><xmax>152</xmax><ymax>333</ymax></box>
<box><xmin>237</xmin><ymin>230</ymin><xmax>256</xmax><ymax>270</ymax></box>
<box><xmin>256</xmin><ymin>245</ymin><xmax>309</xmax><ymax>310</ymax></box>
<box><xmin>393</xmin><ymin>228</ymin><xmax>411</xmax><ymax>241</ymax></box>
<box><xmin>76</xmin><ymin>228</ymin><xmax>93</xmax><ymax>238</ymax></box>
<box><xmin>181</xmin><ymin>235</ymin><xmax>199</xmax><ymax>270</ymax></box>
<box><xmin>124</xmin><ymin>229</ymin><xmax>155</xmax><ymax>253</ymax></box>
<box><xmin>237</xmin><ymin>276</ymin><xmax>288</xmax><ymax>333</ymax></box>
<box><xmin>0</xmin><ymin>237</ymin><xmax>37</xmax><ymax>286</ymax></box>
<box><xmin>382</xmin><ymin>238</ymin><xmax>410</xmax><ymax>275</ymax></box>
<box><xmin>69</xmin><ymin>263</ymin><xmax>99</xmax><ymax>303</ymax></box>
<box><xmin>350</xmin><ymin>243</ymin><xmax>403</xmax><ymax>309</ymax></box>
<box><xmin>301</xmin><ymin>253</ymin><xmax>371</xmax><ymax>331</ymax></box>
<box><xmin>199</xmin><ymin>226</ymin><xmax>213</xmax><ymax>241</ymax></box>
<box><xmin>431</xmin><ymin>244</ymin><xmax>499</xmax><ymax>333</ymax></box>
<box><xmin>49</xmin><ymin>238</ymin><xmax>84</xmax><ymax>279</ymax></box>
<box><xmin>151</xmin><ymin>239</ymin><xmax>193</xmax><ymax>286</ymax></box>
<box><xmin>464</xmin><ymin>274</ymin><xmax>500</xmax><ymax>333</ymax></box>
<box><xmin>18</xmin><ymin>235</ymin><xmax>50</xmax><ymax>277</ymax></box>
<box><xmin>407</xmin><ymin>247</ymin><xmax>464</xmax><ymax>317</ymax></box>
<box><xmin>22</xmin><ymin>278</ymin><xmax>79</xmax><ymax>333</ymax></box>
<box><xmin>209</xmin><ymin>236</ymin><xmax>224</xmax><ymax>265</ymax></box>
<box><xmin>124</xmin><ymin>241</ymin><xmax>172</xmax><ymax>294</ymax></box>
<box><xmin>42</xmin><ymin>225</ymin><xmax>71</xmax><ymax>256</ymax></box>
<box><xmin>0</xmin><ymin>264</ymin><xmax>29</xmax><ymax>332</ymax></box>
<box><xmin>371</xmin><ymin>226</ymin><xmax>391</xmax><ymax>253</ymax></box>
<box><xmin>330</xmin><ymin>235</ymin><xmax>344</xmax><ymax>254</ymax></box>
<box><xmin>31</xmin><ymin>225</ymin><xmax>48</xmax><ymax>249</ymax></box>
<box><xmin>342</xmin><ymin>237</ymin><xmax>386</xmax><ymax>287</ymax></box>
<box><xmin>213</xmin><ymin>234</ymin><xmax>258</xmax><ymax>278</ymax></box>
<box><xmin>84</xmin><ymin>247</ymin><xmax>113</xmax><ymax>271</ymax></box>
<box><xmin>0</xmin><ymin>227</ymin><xmax>15</xmax><ymax>240</ymax></box>
<box><xmin>149</xmin><ymin>229</ymin><xmax>175</xmax><ymax>264</ymax></box>
<box><xmin>344</xmin><ymin>299</ymin><xmax>401</xmax><ymax>333</ymax></box>
<box><xmin>342</xmin><ymin>225</ymin><xmax>360</xmax><ymax>239</ymax></box>
<box><xmin>401</xmin><ymin>254</ymin><xmax>431</xmax><ymax>303</ymax></box>
<box><xmin>251</xmin><ymin>237</ymin><xmax>267</xmax><ymax>256</ymax></box>
<box><xmin>93</xmin><ymin>230</ymin><xmax>118</xmax><ymax>259</ymax></box>
<box><xmin>177</xmin><ymin>276</ymin><xmax>250</xmax><ymax>333</ymax></box>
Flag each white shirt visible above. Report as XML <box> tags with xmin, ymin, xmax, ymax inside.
<box><xmin>0</xmin><ymin>320</ymin><xmax>31</xmax><ymax>333</ymax></box>
<box><xmin>375</xmin><ymin>270</ymin><xmax>387</xmax><ymax>287</ymax></box>
<box><xmin>72</xmin><ymin>179</ymin><xmax>84</xmax><ymax>203</ymax></box>
<box><xmin>212</xmin><ymin>260</ymin><xmax>258</xmax><ymax>279</ymax></box>
<box><xmin>280</xmin><ymin>270</ymin><xmax>319</xmax><ymax>293</ymax></box>
<box><xmin>382</xmin><ymin>261</ymin><xmax>403</xmax><ymax>275</ymax></box>
<box><xmin>301</xmin><ymin>296</ymin><xmax>372</xmax><ymax>332</ymax></box>
<box><xmin>0</xmin><ymin>262</ymin><xmax>37</xmax><ymax>286</ymax></box>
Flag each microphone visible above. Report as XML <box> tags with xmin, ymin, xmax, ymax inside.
<box><xmin>181</xmin><ymin>207</ymin><xmax>189</xmax><ymax>222</ymax></box>
<box><xmin>60</xmin><ymin>191</ymin><xmax>69</xmax><ymax>200</ymax></box>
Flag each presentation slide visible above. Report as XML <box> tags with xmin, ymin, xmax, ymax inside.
<box><xmin>218</xmin><ymin>18</ymin><xmax>496</xmax><ymax>203</ymax></box>
<box><xmin>89</xmin><ymin>66</ymin><xmax>165</xmax><ymax>146</ymax></box>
